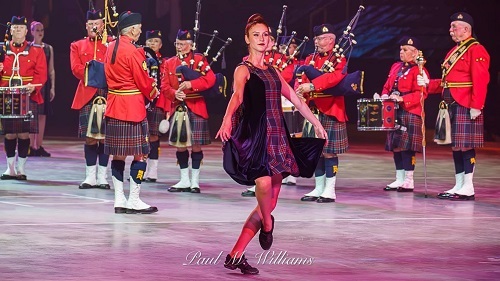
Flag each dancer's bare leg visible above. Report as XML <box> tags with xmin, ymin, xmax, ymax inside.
<box><xmin>229</xmin><ymin>173</ymin><xmax>282</xmax><ymax>257</ymax></box>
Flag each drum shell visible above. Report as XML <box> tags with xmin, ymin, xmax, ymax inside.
<box><xmin>0</xmin><ymin>87</ymin><xmax>32</xmax><ymax>119</ymax></box>
<box><xmin>357</xmin><ymin>98</ymin><xmax>396</xmax><ymax>131</ymax></box>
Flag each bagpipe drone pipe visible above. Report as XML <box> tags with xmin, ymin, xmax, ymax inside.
<box><xmin>295</xmin><ymin>5</ymin><xmax>366</xmax><ymax>97</ymax></box>
<box><xmin>168</xmin><ymin>0</ymin><xmax>232</xmax><ymax>147</ymax></box>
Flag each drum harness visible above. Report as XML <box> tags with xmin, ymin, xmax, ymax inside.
<box><xmin>5</xmin><ymin>42</ymin><xmax>31</xmax><ymax>87</ymax></box>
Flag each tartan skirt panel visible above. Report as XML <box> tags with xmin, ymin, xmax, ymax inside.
<box><xmin>104</xmin><ymin>117</ymin><xmax>150</xmax><ymax>156</ymax></box>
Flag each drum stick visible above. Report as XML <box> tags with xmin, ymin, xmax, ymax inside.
<box><xmin>8</xmin><ymin>84</ymin><xmax>43</xmax><ymax>89</ymax></box>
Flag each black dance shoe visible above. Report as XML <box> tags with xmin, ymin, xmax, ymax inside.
<box><xmin>28</xmin><ymin>147</ymin><xmax>39</xmax><ymax>157</ymax></box>
<box><xmin>437</xmin><ymin>192</ymin><xmax>453</xmax><ymax>199</ymax></box>
<box><xmin>316</xmin><ymin>197</ymin><xmax>335</xmax><ymax>203</ymax></box>
<box><xmin>16</xmin><ymin>174</ymin><xmax>27</xmax><ymax>181</ymax></box>
<box><xmin>241</xmin><ymin>190</ymin><xmax>255</xmax><ymax>197</ymax></box>
<box><xmin>300</xmin><ymin>195</ymin><xmax>319</xmax><ymax>201</ymax></box>
<box><xmin>224</xmin><ymin>254</ymin><xmax>259</xmax><ymax>275</ymax></box>
<box><xmin>383</xmin><ymin>186</ymin><xmax>398</xmax><ymax>191</ymax></box>
<box><xmin>114</xmin><ymin>207</ymin><xmax>128</xmax><ymax>214</ymax></box>
<box><xmin>190</xmin><ymin>187</ymin><xmax>201</xmax><ymax>193</ymax></box>
<box><xmin>167</xmin><ymin>187</ymin><xmax>191</xmax><ymax>192</ymax></box>
<box><xmin>449</xmin><ymin>194</ymin><xmax>475</xmax><ymax>201</ymax></box>
<box><xmin>38</xmin><ymin>146</ymin><xmax>51</xmax><ymax>157</ymax></box>
<box><xmin>126</xmin><ymin>206</ymin><xmax>159</xmax><ymax>214</ymax></box>
<box><xmin>259</xmin><ymin>215</ymin><xmax>274</xmax><ymax>250</ymax></box>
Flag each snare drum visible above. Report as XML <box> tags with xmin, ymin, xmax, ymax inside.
<box><xmin>0</xmin><ymin>87</ymin><xmax>32</xmax><ymax>119</ymax></box>
<box><xmin>357</xmin><ymin>98</ymin><xmax>396</xmax><ymax>131</ymax></box>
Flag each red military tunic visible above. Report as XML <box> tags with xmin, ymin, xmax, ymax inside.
<box><xmin>159</xmin><ymin>52</ymin><xmax>216</xmax><ymax>119</ymax></box>
<box><xmin>104</xmin><ymin>35</ymin><xmax>157</xmax><ymax>122</ymax></box>
<box><xmin>70</xmin><ymin>36</ymin><xmax>111</xmax><ymax>110</ymax></box>
<box><xmin>0</xmin><ymin>40</ymin><xmax>47</xmax><ymax>103</ymax></box>
<box><xmin>381</xmin><ymin>62</ymin><xmax>430</xmax><ymax>116</ymax></box>
<box><xmin>300</xmin><ymin>51</ymin><xmax>347</xmax><ymax>122</ymax></box>
<box><xmin>428</xmin><ymin>37</ymin><xmax>490</xmax><ymax>109</ymax></box>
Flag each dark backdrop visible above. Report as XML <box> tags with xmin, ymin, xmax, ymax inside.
<box><xmin>1</xmin><ymin>0</ymin><xmax>498</xmax><ymax>139</ymax></box>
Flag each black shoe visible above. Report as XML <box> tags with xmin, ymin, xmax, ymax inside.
<box><xmin>241</xmin><ymin>190</ymin><xmax>255</xmax><ymax>197</ymax></box>
<box><xmin>78</xmin><ymin>183</ymin><xmax>95</xmax><ymax>189</ymax></box>
<box><xmin>144</xmin><ymin>177</ymin><xmax>157</xmax><ymax>183</ymax></box>
<box><xmin>96</xmin><ymin>183</ymin><xmax>111</xmax><ymax>189</ymax></box>
<box><xmin>224</xmin><ymin>254</ymin><xmax>259</xmax><ymax>275</ymax></box>
<box><xmin>259</xmin><ymin>215</ymin><xmax>274</xmax><ymax>250</ymax></box>
<box><xmin>168</xmin><ymin>187</ymin><xmax>191</xmax><ymax>192</ymax></box>
<box><xmin>300</xmin><ymin>195</ymin><xmax>319</xmax><ymax>201</ymax></box>
<box><xmin>1</xmin><ymin>174</ymin><xmax>17</xmax><ymax>180</ymax></box>
<box><xmin>383</xmin><ymin>186</ymin><xmax>398</xmax><ymax>191</ymax></box>
<box><xmin>449</xmin><ymin>194</ymin><xmax>475</xmax><ymax>201</ymax></box>
<box><xmin>28</xmin><ymin>147</ymin><xmax>39</xmax><ymax>157</ymax></box>
<box><xmin>126</xmin><ymin>206</ymin><xmax>159</xmax><ymax>214</ymax></box>
<box><xmin>114</xmin><ymin>207</ymin><xmax>128</xmax><ymax>214</ymax></box>
<box><xmin>437</xmin><ymin>192</ymin><xmax>453</xmax><ymax>199</ymax></box>
<box><xmin>397</xmin><ymin>187</ymin><xmax>414</xmax><ymax>192</ymax></box>
<box><xmin>190</xmin><ymin>187</ymin><xmax>201</xmax><ymax>193</ymax></box>
<box><xmin>316</xmin><ymin>197</ymin><xmax>335</xmax><ymax>203</ymax></box>
<box><xmin>37</xmin><ymin>146</ymin><xmax>51</xmax><ymax>157</ymax></box>
<box><xmin>16</xmin><ymin>174</ymin><xmax>27</xmax><ymax>181</ymax></box>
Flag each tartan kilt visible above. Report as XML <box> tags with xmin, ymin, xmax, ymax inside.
<box><xmin>189</xmin><ymin>110</ymin><xmax>211</xmax><ymax>145</ymax></box>
<box><xmin>147</xmin><ymin>107</ymin><xmax>165</xmax><ymax>136</ymax></box>
<box><xmin>104</xmin><ymin>117</ymin><xmax>150</xmax><ymax>156</ymax></box>
<box><xmin>0</xmin><ymin>100</ymin><xmax>39</xmax><ymax>134</ymax></box>
<box><xmin>449</xmin><ymin>103</ymin><xmax>484</xmax><ymax>148</ymax></box>
<box><xmin>385</xmin><ymin>110</ymin><xmax>423</xmax><ymax>152</ymax></box>
<box><xmin>302</xmin><ymin>112</ymin><xmax>348</xmax><ymax>154</ymax></box>
<box><xmin>78</xmin><ymin>90</ymin><xmax>107</xmax><ymax>138</ymax></box>
<box><xmin>78</xmin><ymin>102</ymin><xmax>93</xmax><ymax>138</ymax></box>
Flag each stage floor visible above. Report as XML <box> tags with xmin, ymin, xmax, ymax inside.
<box><xmin>1</xmin><ymin>137</ymin><xmax>500</xmax><ymax>280</ymax></box>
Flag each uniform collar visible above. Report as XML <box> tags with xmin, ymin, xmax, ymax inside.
<box><xmin>11</xmin><ymin>40</ymin><xmax>26</xmax><ymax>47</ymax></box>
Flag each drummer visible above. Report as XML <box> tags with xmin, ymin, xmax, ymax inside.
<box><xmin>377</xmin><ymin>36</ymin><xmax>429</xmax><ymax>192</ymax></box>
<box><xmin>0</xmin><ymin>16</ymin><xmax>47</xmax><ymax>180</ymax></box>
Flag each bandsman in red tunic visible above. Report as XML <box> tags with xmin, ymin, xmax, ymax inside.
<box><xmin>142</xmin><ymin>29</ymin><xmax>168</xmax><ymax>183</ymax></box>
<box><xmin>160</xmin><ymin>29</ymin><xmax>216</xmax><ymax>193</ymax></box>
<box><xmin>0</xmin><ymin>16</ymin><xmax>47</xmax><ymax>180</ymax></box>
<box><xmin>419</xmin><ymin>12</ymin><xmax>490</xmax><ymax>201</ymax></box>
<box><xmin>69</xmin><ymin>9</ymin><xmax>112</xmax><ymax>189</ymax></box>
<box><xmin>104</xmin><ymin>11</ymin><xmax>158</xmax><ymax>214</ymax></box>
<box><xmin>379</xmin><ymin>36</ymin><xmax>429</xmax><ymax>193</ymax></box>
<box><xmin>294</xmin><ymin>23</ymin><xmax>348</xmax><ymax>203</ymax></box>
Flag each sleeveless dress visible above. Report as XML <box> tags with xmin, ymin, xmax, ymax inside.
<box><xmin>223</xmin><ymin>61</ymin><xmax>325</xmax><ymax>186</ymax></box>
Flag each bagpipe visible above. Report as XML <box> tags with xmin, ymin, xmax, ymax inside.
<box><xmin>83</xmin><ymin>0</ymin><xmax>119</xmax><ymax>139</ymax></box>
<box><xmin>175</xmin><ymin>1</ymin><xmax>232</xmax><ymax>99</ymax></box>
<box><xmin>83</xmin><ymin>0</ymin><xmax>116</xmax><ymax>90</ymax></box>
<box><xmin>265</xmin><ymin>6</ymin><xmax>309</xmax><ymax>74</ymax></box>
<box><xmin>295</xmin><ymin>5</ymin><xmax>365</xmax><ymax>97</ymax></box>
<box><xmin>168</xmin><ymin>0</ymin><xmax>231</xmax><ymax>147</ymax></box>
<box><xmin>143</xmin><ymin>46</ymin><xmax>161</xmax><ymax>111</ymax></box>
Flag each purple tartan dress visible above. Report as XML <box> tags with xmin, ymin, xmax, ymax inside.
<box><xmin>223</xmin><ymin>62</ymin><xmax>326</xmax><ymax>186</ymax></box>
<box><xmin>224</xmin><ymin>62</ymin><xmax>299</xmax><ymax>185</ymax></box>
